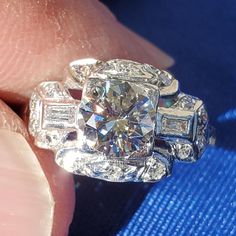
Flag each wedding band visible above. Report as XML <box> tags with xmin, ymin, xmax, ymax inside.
<box><xmin>28</xmin><ymin>58</ymin><xmax>215</xmax><ymax>182</ymax></box>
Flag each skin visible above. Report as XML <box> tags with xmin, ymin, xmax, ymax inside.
<box><xmin>0</xmin><ymin>0</ymin><xmax>174</xmax><ymax>235</ymax></box>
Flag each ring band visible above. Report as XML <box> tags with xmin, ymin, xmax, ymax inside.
<box><xmin>28</xmin><ymin>58</ymin><xmax>215</xmax><ymax>182</ymax></box>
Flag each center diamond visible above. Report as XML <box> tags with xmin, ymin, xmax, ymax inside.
<box><xmin>78</xmin><ymin>78</ymin><xmax>159</xmax><ymax>158</ymax></box>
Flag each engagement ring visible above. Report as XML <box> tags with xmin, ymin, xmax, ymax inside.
<box><xmin>28</xmin><ymin>59</ymin><xmax>215</xmax><ymax>182</ymax></box>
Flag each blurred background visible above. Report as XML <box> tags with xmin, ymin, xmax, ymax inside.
<box><xmin>69</xmin><ymin>1</ymin><xmax>236</xmax><ymax>235</ymax></box>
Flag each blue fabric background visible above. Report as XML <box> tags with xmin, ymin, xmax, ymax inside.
<box><xmin>69</xmin><ymin>1</ymin><xmax>236</xmax><ymax>235</ymax></box>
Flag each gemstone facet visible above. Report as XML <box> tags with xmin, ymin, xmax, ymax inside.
<box><xmin>78</xmin><ymin>78</ymin><xmax>159</xmax><ymax>158</ymax></box>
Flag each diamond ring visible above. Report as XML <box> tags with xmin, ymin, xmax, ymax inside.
<box><xmin>28</xmin><ymin>59</ymin><xmax>215</xmax><ymax>182</ymax></box>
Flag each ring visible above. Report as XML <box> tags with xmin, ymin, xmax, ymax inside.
<box><xmin>28</xmin><ymin>58</ymin><xmax>215</xmax><ymax>182</ymax></box>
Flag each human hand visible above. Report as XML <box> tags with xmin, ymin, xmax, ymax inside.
<box><xmin>0</xmin><ymin>1</ymin><xmax>173</xmax><ymax>235</ymax></box>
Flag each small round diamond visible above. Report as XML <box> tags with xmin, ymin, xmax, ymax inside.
<box><xmin>176</xmin><ymin>143</ymin><xmax>193</xmax><ymax>160</ymax></box>
<box><xmin>159</xmin><ymin>71</ymin><xmax>173</xmax><ymax>86</ymax></box>
<box><xmin>141</xmin><ymin>157</ymin><xmax>166</xmax><ymax>181</ymax></box>
<box><xmin>196</xmin><ymin>136</ymin><xmax>206</xmax><ymax>151</ymax></box>
<box><xmin>198</xmin><ymin>106</ymin><xmax>208</xmax><ymax>125</ymax></box>
<box><xmin>45</xmin><ymin>130</ymin><xmax>61</xmax><ymax>146</ymax></box>
<box><xmin>178</xmin><ymin>96</ymin><xmax>195</xmax><ymax>110</ymax></box>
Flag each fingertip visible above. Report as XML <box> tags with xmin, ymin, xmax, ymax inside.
<box><xmin>0</xmin><ymin>100</ymin><xmax>75</xmax><ymax>236</ymax></box>
<box><xmin>34</xmin><ymin>148</ymin><xmax>75</xmax><ymax>236</ymax></box>
<box><xmin>123</xmin><ymin>26</ymin><xmax>175</xmax><ymax>69</ymax></box>
<box><xmin>0</xmin><ymin>130</ymin><xmax>54</xmax><ymax>236</ymax></box>
<box><xmin>0</xmin><ymin>0</ymin><xmax>174</xmax><ymax>102</ymax></box>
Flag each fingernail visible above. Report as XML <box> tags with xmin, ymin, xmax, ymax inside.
<box><xmin>130</xmin><ymin>31</ymin><xmax>175</xmax><ymax>69</ymax></box>
<box><xmin>110</xmin><ymin>24</ymin><xmax>175</xmax><ymax>69</ymax></box>
<box><xmin>0</xmin><ymin>129</ymin><xmax>54</xmax><ymax>236</ymax></box>
<box><xmin>149</xmin><ymin>46</ymin><xmax>175</xmax><ymax>69</ymax></box>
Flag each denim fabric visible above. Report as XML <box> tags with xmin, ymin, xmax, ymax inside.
<box><xmin>69</xmin><ymin>1</ymin><xmax>236</xmax><ymax>235</ymax></box>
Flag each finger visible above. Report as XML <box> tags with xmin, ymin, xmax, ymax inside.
<box><xmin>0</xmin><ymin>1</ymin><xmax>173</xmax><ymax>234</ymax></box>
<box><xmin>0</xmin><ymin>100</ymin><xmax>75</xmax><ymax>236</ymax></box>
<box><xmin>0</xmin><ymin>0</ymin><xmax>174</xmax><ymax>103</ymax></box>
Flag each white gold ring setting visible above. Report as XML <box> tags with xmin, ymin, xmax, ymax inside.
<box><xmin>28</xmin><ymin>59</ymin><xmax>215</xmax><ymax>182</ymax></box>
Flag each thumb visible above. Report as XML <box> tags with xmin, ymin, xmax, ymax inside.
<box><xmin>0</xmin><ymin>100</ymin><xmax>74</xmax><ymax>236</ymax></box>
